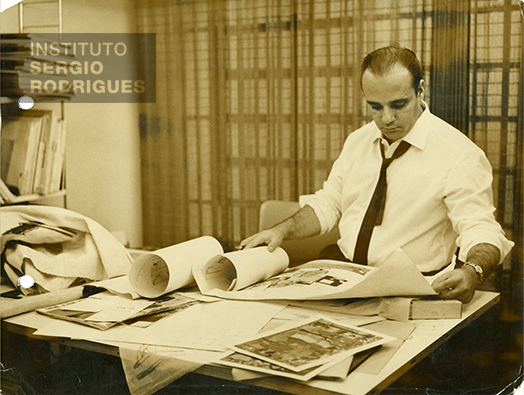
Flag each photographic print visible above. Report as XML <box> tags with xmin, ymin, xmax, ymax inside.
<box><xmin>1</xmin><ymin>0</ymin><xmax>521</xmax><ymax>394</ymax></box>
<box><xmin>218</xmin><ymin>351</ymin><xmax>342</xmax><ymax>381</ymax></box>
<box><xmin>232</xmin><ymin>315</ymin><xmax>394</xmax><ymax>372</ymax></box>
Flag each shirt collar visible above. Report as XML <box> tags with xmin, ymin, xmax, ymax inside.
<box><xmin>372</xmin><ymin>102</ymin><xmax>430</xmax><ymax>151</ymax></box>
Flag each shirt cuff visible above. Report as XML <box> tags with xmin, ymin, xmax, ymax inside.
<box><xmin>458</xmin><ymin>232</ymin><xmax>514</xmax><ymax>265</ymax></box>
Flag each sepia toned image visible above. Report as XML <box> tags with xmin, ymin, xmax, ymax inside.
<box><xmin>232</xmin><ymin>316</ymin><xmax>393</xmax><ymax>372</ymax></box>
<box><xmin>1</xmin><ymin>1</ymin><xmax>522</xmax><ymax>394</ymax></box>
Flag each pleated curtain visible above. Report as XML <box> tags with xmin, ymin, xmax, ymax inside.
<box><xmin>135</xmin><ymin>0</ymin><xmax>522</xmax><ymax>290</ymax></box>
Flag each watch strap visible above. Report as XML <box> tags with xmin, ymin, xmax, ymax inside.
<box><xmin>463</xmin><ymin>261</ymin><xmax>484</xmax><ymax>282</ymax></box>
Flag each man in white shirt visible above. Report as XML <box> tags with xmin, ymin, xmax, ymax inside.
<box><xmin>240</xmin><ymin>44</ymin><xmax>513</xmax><ymax>303</ymax></box>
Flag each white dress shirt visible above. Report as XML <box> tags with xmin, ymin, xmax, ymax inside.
<box><xmin>306</xmin><ymin>104</ymin><xmax>514</xmax><ymax>273</ymax></box>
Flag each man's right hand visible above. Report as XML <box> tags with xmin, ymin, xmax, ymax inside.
<box><xmin>237</xmin><ymin>204</ymin><xmax>322</xmax><ymax>253</ymax></box>
<box><xmin>238</xmin><ymin>226</ymin><xmax>286</xmax><ymax>252</ymax></box>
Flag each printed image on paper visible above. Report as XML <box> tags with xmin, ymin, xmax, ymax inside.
<box><xmin>232</xmin><ymin>316</ymin><xmax>393</xmax><ymax>372</ymax></box>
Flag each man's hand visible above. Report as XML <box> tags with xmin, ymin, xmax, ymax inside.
<box><xmin>238</xmin><ymin>204</ymin><xmax>322</xmax><ymax>253</ymax></box>
<box><xmin>432</xmin><ymin>243</ymin><xmax>500</xmax><ymax>303</ymax></box>
<box><xmin>431</xmin><ymin>267</ymin><xmax>478</xmax><ymax>303</ymax></box>
<box><xmin>238</xmin><ymin>226</ymin><xmax>286</xmax><ymax>252</ymax></box>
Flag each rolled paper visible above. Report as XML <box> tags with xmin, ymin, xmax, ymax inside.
<box><xmin>1</xmin><ymin>285</ymin><xmax>85</xmax><ymax>319</ymax></box>
<box><xmin>128</xmin><ymin>236</ymin><xmax>224</xmax><ymax>298</ymax></box>
<box><xmin>193</xmin><ymin>246</ymin><xmax>289</xmax><ymax>294</ymax></box>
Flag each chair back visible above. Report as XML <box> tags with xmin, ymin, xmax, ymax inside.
<box><xmin>259</xmin><ymin>200</ymin><xmax>340</xmax><ymax>266</ymax></box>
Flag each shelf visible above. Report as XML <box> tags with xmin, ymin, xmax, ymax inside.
<box><xmin>2</xmin><ymin>189</ymin><xmax>66</xmax><ymax>205</ymax></box>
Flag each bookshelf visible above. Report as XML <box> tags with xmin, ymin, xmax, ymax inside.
<box><xmin>1</xmin><ymin>0</ymin><xmax>67</xmax><ymax>206</ymax></box>
<box><xmin>1</xmin><ymin>100</ymin><xmax>67</xmax><ymax>206</ymax></box>
<box><xmin>2</xmin><ymin>190</ymin><xmax>67</xmax><ymax>205</ymax></box>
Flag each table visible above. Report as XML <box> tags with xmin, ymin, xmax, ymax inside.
<box><xmin>2</xmin><ymin>290</ymin><xmax>500</xmax><ymax>395</ymax></box>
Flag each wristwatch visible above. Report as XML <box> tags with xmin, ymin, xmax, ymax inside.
<box><xmin>463</xmin><ymin>261</ymin><xmax>484</xmax><ymax>282</ymax></box>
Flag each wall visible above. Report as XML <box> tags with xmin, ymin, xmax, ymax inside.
<box><xmin>1</xmin><ymin>0</ymin><xmax>143</xmax><ymax>248</ymax></box>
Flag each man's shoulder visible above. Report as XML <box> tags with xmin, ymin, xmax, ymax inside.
<box><xmin>344</xmin><ymin>121</ymin><xmax>377</xmax><ymax>143</ymax></box>
<box><xmin>426</xmin><ymin>112</ymin><xmax>481</xmax><ymax>152</ymax></box>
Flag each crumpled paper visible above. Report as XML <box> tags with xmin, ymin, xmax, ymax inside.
<box><xmin>1</xmin><ymin>205</ymin><xmax>133</xmax><ymax>293</ymax></box>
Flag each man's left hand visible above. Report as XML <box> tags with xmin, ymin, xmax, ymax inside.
<box><xmin>431</xmin><ymin>267</ymin><xmax>479</xmax><ymax>304</ymax></box>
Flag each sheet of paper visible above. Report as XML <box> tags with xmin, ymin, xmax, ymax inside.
<box><xmin>34</xmin><ymin>300</ymin><xmax>287</xmax><ymax>352</ymax></box>
<box><xmin>199</xmin><ymin>248</ymin><xmax>436</xmax><ymax>301</ymax></box>
<box><xmin>85</xmin><ymin>296</ymin><xmax>154</xmax><ymax>322</ymax></box>
<box><xmin>4</xmin><ymin>310</ymin><xmax>55</xmax><ymax>329</ymax></box>
<box><xmin>218</xmin><ymin>350</ymin><xmax>347</xmax><ymax>382</ymax></box>
<box><xmin>231</xmin><ymin>367</ymin><xmax>267</xmax><ymax>381</ymax></box>
<box><xmin>120</xmin><ymin>344</ymin><xmax>226</xmax><ymax>395</ymax></box>
<box><xmin>316</xmin><ymin>355</ymin><xmax>354</xmax><ymax>379</ymax></box>
<box><xmin>35</xmin><ymin>292</ymin><xmax>156</xmax><ymax>330</ymax></box>
<box><xmin>91</xmin><ymin>275</ymin><xmax>140</xmax><ymax>299</ymax></box>
<box><xmin>128</xmin><ymin>236</ymin><xmax>224</xmax><ymax>298</ymax></box>
<box><xmin>39</xmin><ymin>292</ymin><xmax>154</xmax><ymax>321</ymax></box>
<box><xmin>354</xmin><ymin>320</ymin><xmax>416</xmax><ymax>375</ymax></box>
<box><xmin>259</xmin><ymin>305</ymin><xmax>385</xmax><ymax>333</ymax></box>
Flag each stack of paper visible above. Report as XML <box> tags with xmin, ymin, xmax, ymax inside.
<box><xmin>1</xmin><ymin>33</ymin><xmax>75</xmax><ymax>101</ymax></box>
<box><xmin>36</xmin><ymin>291</ymin><xmax>200</xmax><ymax>330</ymax></box>
<box><xmin>217</xmin><ymin>315</ymin><xmax>395</xmax><ymax>381</ymax></box>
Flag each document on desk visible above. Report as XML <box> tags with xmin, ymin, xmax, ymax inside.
<box><xmin>34</xmin><ymin>300</ymin><xmax>287</xmax><ymax>352</ymax></box>
<box><xmin>120</xmin><ymin>344</ymin><xmax>227</xmax><ymax>395</ymax></box>
<box><xmin>221</xmin><ymin>315</ymin><xmax>394</xmax><ymax>377</ymax></box>
<box><xmin>219</xmin><ymin>351</ymin><xmax>348</xmax><ymax>382</ymax></box>
<box><xmin>125</xmin><ymin>237</ymin><xmax>434</xmax><ymax>303</ymax></box>
<box><xmin>35</xmin><ymin>291</ymin><xmax>200</xmax><ymax>330</ymax></box>
<box><xmin>195</xmin><ymin>248</ymin><xmax>437</xmax><ymax>301</ymax></box>
<box><xmin>36</xmin><ymin>291</ymin><xmax>155</xmax><ymax>330</ymax></box>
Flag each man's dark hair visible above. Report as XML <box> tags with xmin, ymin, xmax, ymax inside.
<box><xmin>360</xmin><ymin>43</ymin><xmax>423</xmax><ymax>91</ymax></box>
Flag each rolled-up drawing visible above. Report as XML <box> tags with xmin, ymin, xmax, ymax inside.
<box><xmin>129</xmin><ymin>236</ymin><xmax>224</xmax><ymax>298</ymax></box>
<box><xmin>1</xmin><ymin>285</ymin><xmax>86</xmax><ymax>319</ymax></box>
<box><xmin>192</xmin><ymin>247</ymin><xmax>289</xmax><ymax>293</ymax></box>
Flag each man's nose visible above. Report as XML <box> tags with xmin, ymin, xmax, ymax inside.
<box><xmin>381</xmin><ymin>107</ymin><xmax>395</xmax><ymax>124</ymax></box>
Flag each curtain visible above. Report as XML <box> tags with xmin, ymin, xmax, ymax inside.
<box><xmin>136</xmin><ymin>0</ymin><xmax>522</xmax><ymax>289</ymax></box>
<box><xmin>467</xmin><ymin>0</ymin><xmax>522</xmax><ymax>291</ymax></box>
<box><xmin>428</xmin><ymin>0</ymin><xmax>523</xmax><ymax>296</ymax></box>
<box><xmin>136</xmin><ymin>0</ymin><xmax>432</xmax><ymax>247</ymax></box>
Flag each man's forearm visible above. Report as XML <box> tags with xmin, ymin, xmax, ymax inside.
<box><xmin>274</xmin><ymin>204</ymin><xmax>322</xmax><ymax>240</ymax></box>
<box><xmin>465</xmin><ymin>243</ymin><xmax>500</xmax><ymax>281</ymax></box>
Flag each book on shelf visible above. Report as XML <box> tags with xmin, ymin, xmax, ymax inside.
<box><xmin>0</xmin><ymin>110</ymin><xmax>66</xmax><ymax>201</ymax></box>
<box><xmin>21</xmin><ymin>109</ymin><xmax>59</xmax><ymax>194</ymax></box>
<box><xmin>49</xmin><ymin>118</ymin><xmax>66</xmax><ymax>194</ymax></box>
<box><xmin>1</xmin><ymin>115</ymin><xmax>43</xmax><ymax>195</ymax></box>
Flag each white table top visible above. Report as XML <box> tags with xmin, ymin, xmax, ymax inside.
<box><xmin>2</xmin><ymin>290</ymin><xmax>500</xmax><ymax>395</ymax></box>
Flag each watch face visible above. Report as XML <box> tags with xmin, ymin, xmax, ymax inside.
<box><xmin>465</xmin><ymin>262</ymin><xmax>483</xmax><ymax>282</ymax></box>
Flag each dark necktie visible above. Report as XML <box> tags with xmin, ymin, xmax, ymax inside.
<box><xmin>353</xmin><ymin>140</ymin><xmax>411</xmax><ymax>265</ymax></box>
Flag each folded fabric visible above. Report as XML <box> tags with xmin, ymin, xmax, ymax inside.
<box><xmin>1</xmin><ymin>205</ymin><xmax>133</xmax><ymax>294</ymax></box>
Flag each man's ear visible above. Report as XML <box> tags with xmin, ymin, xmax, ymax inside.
<box><xmin>417</xmin><ymin>79</ymin><xmax>426</xmax><ymax>98</ymax></box>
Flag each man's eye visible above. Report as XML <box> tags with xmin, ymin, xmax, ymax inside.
<box><xmin>391</xmin><ymin>102</ymin><xmax>407</xmax><ymax>110</ymax></box>
<box><xmin>371</xmin><ymin>105</ymin><xmax>382</xmax><ymax>111</ymax></box>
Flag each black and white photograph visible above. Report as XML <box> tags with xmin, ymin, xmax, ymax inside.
<box><xmin>1</xmin><ymin>1</ymin><xmax>522</xmax><ymax>394</ymax></box>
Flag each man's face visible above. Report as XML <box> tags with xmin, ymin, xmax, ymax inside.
<box><xmin>361</xmin><ymin>64</ymin><xmax>425</xmax><ymax>143</ymax></box>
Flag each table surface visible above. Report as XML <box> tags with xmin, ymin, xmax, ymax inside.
<box><xmin>2</xmin><ymin>290</ymin><xmax>500</xmax><ymax>395</ymax></box>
